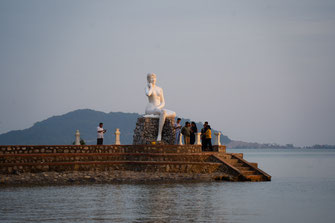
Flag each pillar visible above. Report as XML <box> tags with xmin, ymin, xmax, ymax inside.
<box><xmin>115</xmin><ymin>128</ymin><xmax>121</xmax><ymax>145</ymax></box>
<box><xmin>195</xmin><ymin>132</ymin><xmax>201</xmax><ymax>145</ymax></box>
<box><xmin>214</xmin><ymin>132</ymin><xmax>221</xmax><ymax>146</ymax></box>
<box><xmin>75</xmin><ymin>130</ymin><xmax>80</xmax><ymax>145</ymax></box>
<box><xmin>179</xmin><ymin>133</ymin><xmax>183</xmax><ymax>145</ymax></box>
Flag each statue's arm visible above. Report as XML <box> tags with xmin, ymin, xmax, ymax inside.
<box><xmin>145</xmin><ymin>84</ymin><xmax>153</xmax><ymax>96</ymax></box>
<box><xmin>157</xmin><ymin>89</ymin><xmax>165</xmax><ymax>109</ymax></box>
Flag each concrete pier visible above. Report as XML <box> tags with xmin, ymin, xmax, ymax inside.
<box><xmin>0</xmin><ymin>144</ymin><xmax>271</xmax><ymax>186</ymax></box>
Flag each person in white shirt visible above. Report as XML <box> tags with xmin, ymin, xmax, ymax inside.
<box><xmin>174</xmin><ymin>118</ymin><xmax>182</xmax><ymax>144</ymax></box>
<box><xmin>97</xmin><ymin>122</ymin><xmax>106</xmax><ymax>145</ymax></box>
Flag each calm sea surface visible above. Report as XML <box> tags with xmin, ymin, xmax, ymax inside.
<box><xmin>1</xmin><ymin>148</ymin><xmax>335</xmax><ymax>223</ymax></box>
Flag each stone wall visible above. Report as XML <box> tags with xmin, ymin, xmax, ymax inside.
<box><xmin>1</xmin><ymin>144</ymin><xmax>222</xmax><ymax>155</ymax></box>
<box><xmin>0</xmin><ymin>145</ymin><xmax>226</xmax><ymax>175</ymax></box>
<box><xmin>0</xmin><ymin>171</ymin><xmax>232</xmax><ymax>186</ymax></box>
<box><xmin>0</xmin><ymin>144</ymin><xmax>275</xmax><ymax>185</ymax></box>
<box><xmin>133</xmin><ymin>117</ymin><xmax>176</xmax><ymax>145</ymax></box>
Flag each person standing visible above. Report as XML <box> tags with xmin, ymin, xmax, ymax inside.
<box><xmin>181</xmin><ymin>122</ymin><xmax>191</xmax><ymax>144</ymax></box>
<box><xmin>201</xmin><ymin>122</ymin><xmax>208</xmax><ymax>151</ymax></box>
<box><xmin>205</xmin><ymin>125</ymin><xmax>213</xmax><ymax>151</ymax></box>
<box><xmin>97</xmin><ymin>122</ymin><xmax>106</xmax><ymax>145</ymax></box>
<box><xmin>174</xmin><ymin>118</ymin><xmax>182</xmax><ymax>144</ymax></box>
<box><xmin>190</xmin><ymin>122</ymin><xmax>198</xmax><ymax>145</ymax></box>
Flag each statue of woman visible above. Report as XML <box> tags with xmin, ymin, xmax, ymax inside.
<box><xmin>145</xmin><ymin>73</ymin><xmax>176</xmax><ymax>141</ymax></box>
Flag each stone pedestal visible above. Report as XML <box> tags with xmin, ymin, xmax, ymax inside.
<box><xmin>179</xmin><ymin>133</ymin><xmax>183</xmax><ymax>145</ymax></box>
<box><xmin>115</xmin><ymin>128</ymin><xmax>121</xmax><ymax>145</ymax></box>
<box><xmin>133</xmin><ymin>117</ymin><xmax>176</xmax><ymax>145</ymax></box>
<box><xmin>214</xmin><ymin>132</ymin><xmax>221</xmax><ymax>145</ymax></box>
<box><xmin>75</xmin><ymin>130</ymin><xmax>80</xmax><ymax>145</ymax></box>
<box><xmin>195</xmin><ymin>132</ymin><xmax>201</xmax><ymax>145</ymax></box>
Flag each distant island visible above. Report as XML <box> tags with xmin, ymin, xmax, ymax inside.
<box><xmin>227</xmin><ymin>140</ymin><xmax>335</xmax><ymax>149</ymax></box>
<box><xmin>0</xmin><ymin>109</ymin><xmax>333</xmax><ymax>149</ymax></box>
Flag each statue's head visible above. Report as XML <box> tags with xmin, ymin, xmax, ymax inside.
<box><xmin>147</xmin><ymin>73</ymin><xmax>157</xmax><ymax>84</ymax></box>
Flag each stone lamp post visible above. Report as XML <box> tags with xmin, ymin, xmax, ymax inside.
<box><xmin>179</xmin><ymin>134</ymin><xmax>183</xmax><ymax>145</ymax></box>
<box><xmin>195</xmin><ymin>132</ymin><xmax>201</xmax><ymax>145</ymax></box>
<box><xmin>115</xmin><ymin>128</ymin><xmax>121</xmax><ymax>145</ymax></box>
<box><xmin>75</xmin><ymin>130</ymin><xmax>80</xmax><ymax>145</ymax></box>
<box><xmin>214</xmin><ymin>132</ymin><xmax>221</xmax><ymax>146</ymax></box>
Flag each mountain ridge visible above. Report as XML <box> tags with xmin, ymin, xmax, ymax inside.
<box><xmin>0</xmin><ymin>109</ymin><xmax>231</xmax><ymax>145</ymax></box>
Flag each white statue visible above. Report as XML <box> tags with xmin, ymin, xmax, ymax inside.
<box><xmin>145</xmin><ymin>73</ymin><xmax>176</xmax><ymax>141</ymax></box>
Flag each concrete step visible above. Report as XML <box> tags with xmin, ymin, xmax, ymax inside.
<box><xmin>233</xmin><ymin>162</ymin><xmax>245</xmax><ymax>167</ymax></box>
<box><xmin>2</xmin><ymin>153</ymin><xmax>216</xmax><ymax>163</ymax></box>
<box><xmin>240</xmin><ymin>170</ymin><xmax>255</xmax><ymax>175</ymax></box>
<box><xmin>236</xmin><ymin>166</ymin><xmax>250</xmax><ymax>171</ymax></box>
<box><xmin>229</xmin><ymin>154</ymin><xmax>272</xmax><ymax>181</ymax></box>
<box><xmin>0</xmin><ymin>145</ymin><xmax>228</xmax><ymax>155</ymax></box>
<box><xmin>245</xmin><ymin>175</ymin><xmax>264</xmax><ymax>181</ymax></box>
<box><xmin>1</xmin><ymin>160</ymin><xmax>223</xmax><ymax>167</ymax></box>
<box><xmin>225</xmin><ymin>159</ymin><xmax>239</xmax><ymax>164</ymax></box>
<box><xmin>1</xmin><ymin>160</ymin><xmax>223</xmax><ymax>174</ymax></box>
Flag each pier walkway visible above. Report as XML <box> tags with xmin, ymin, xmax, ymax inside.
<box><xmin>0</xmin><ymin>145</ymin><xmax>271</xmax><ymax>184</ymax></box>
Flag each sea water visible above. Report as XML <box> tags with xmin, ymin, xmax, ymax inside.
<box><xmin>1</xmin><ymin>148</ymin><xmax>335</xmax><ymax>223</ymax></box>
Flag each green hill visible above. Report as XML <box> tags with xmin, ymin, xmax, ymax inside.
<box><xmin>0</xmin><ymin>109</ymin><xmax>231</xmax><ymax>145</ymax></box>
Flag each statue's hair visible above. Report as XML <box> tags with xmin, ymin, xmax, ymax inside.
<box><xmin>147</xmin><ymin>73</ymin><xmax>156</xmax><ymax>81</ymax></box>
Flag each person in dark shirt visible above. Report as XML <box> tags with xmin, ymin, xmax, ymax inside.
<box><xmin>190</xmin><ymin>122</ymin><xmax>198</xmax><ymax>145</ymax></box>
<box><xmin>201</xmin><ymin>121</ymin><xmax>208</xmax><ymax>151</ymax></box>
<box><xmin>181</xmin><ymin>122</ymin><xmax>191</xmax><ymax>144</ymax></box>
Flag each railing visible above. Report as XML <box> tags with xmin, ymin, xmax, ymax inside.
<box><xmin>179</xmin><ymin>132</ymin><xmax>222</xmax><ymax>145</ymax></box>
<box><xmin>75</xmin><ymin>129</ymin><xmax>223</xmax><ymax>146</ymax></box>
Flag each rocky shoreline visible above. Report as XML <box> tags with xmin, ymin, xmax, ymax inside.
<box><xmin>0</xmin><ymin>171</ymin><xmax>230</xmax><ymax>187</ymax></box>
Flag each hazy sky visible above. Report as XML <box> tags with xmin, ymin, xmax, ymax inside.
<box><xmin>1</xmin><ymin>0</ymin><xmax>334</xmax><ymax>146</ymax></box>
